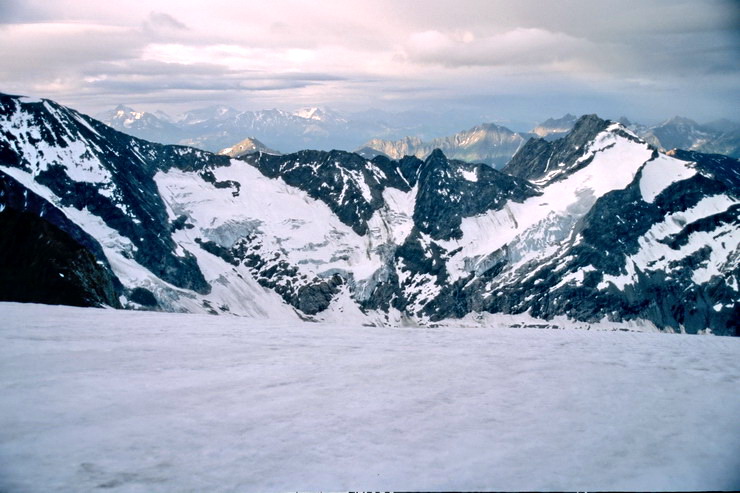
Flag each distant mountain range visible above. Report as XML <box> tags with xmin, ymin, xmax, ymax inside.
<box><xmin>359</xmin><ymin>114</ymin><xmax>740</xmax><ymax>168</ymax></box>
<box><xmin>531</xmin><ymin>113</ymin><xmax>579</xmax><ymax>140</ymax></box>
<box><xmin>99</xmin><ymin>104</ymin><xmax>740</xmax><ymax>168</ymax></box>
<box><xmin>356</xmin><ymin>123</ymin><xmax>530</xmax><ymax>168</ymax></box>
<box><xmin>98</xmin><ymin>105</ymin><xmax>421</xmax><ymax>154</ymax></box>
<box><xmin>631</xmin><ymin>116</ymin><xmax>740</xmax><ymax>158</ymax></box>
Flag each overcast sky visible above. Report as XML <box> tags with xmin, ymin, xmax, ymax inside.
<box><xmin>1</xmin><ymin>0</ymin><xmax>738</xmax><ymax>127</ymax></box>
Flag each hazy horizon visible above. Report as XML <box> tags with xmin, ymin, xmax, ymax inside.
<box><xmin>1</xmin><ymin>0</ymin><xmax>738</xmax><ymax>130</ymax></box>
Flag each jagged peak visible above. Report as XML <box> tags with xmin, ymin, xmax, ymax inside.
<box><xmin>113</xmin><ymin>104</ymin><xmax>135</xmax><ymax>112</ymax></box>
<box><xmin>660</xmin><ymin>115</ymin><xmax>700</xmax><ymax>127</ymax></box>
<box><xmin>427</xmin><ymin>148</ymin><xmax>447</xmax><ymax>161</ymax></box>
<box><xmin>503</xmin><ymin>114</ymin><xmax>624</xmax><ymax>184</ymax></box>
<box><xmin>414</xmin><ymin>148</ymin><xmax>448</xmax><ymax>180</ymax></box>
<box><xmin>218</xmin><ymin>136</ymin><xmax>281</xmax><ymax>158</ymax></box>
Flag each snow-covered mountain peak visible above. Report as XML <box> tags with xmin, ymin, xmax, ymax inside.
<box><xmin>293</xmin><ymin>106</ymin><xmax>347</xmax><ymax>124</ymax></box>
<box><xmin>504</xmin><ymin>114</ymin><xmax>640</xmax><ymax>186</ymax></box>
<box><xmin>293</xmin><ymin>107</ymin><xmax>323</xmax><ymax>120</ymax></box>
<box><xmin>112</xmin><ymin>104</ymin><xmax>135</xmax><ymax>114</ymax></box>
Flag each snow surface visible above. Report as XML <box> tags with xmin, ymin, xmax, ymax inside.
<box><xmin>1</xmin><ymin>302</ymin><xmax>738</xmax><ymax>492</ymax></box>
<box><xmin>460</xmin><ymin>168</ymin><xmax>478</xmax><ymax>182</ymax></box>
<box><xmin>639</xmin><ymin>153</ymin><xmax>697</xmax><ymax>203</ymax></box>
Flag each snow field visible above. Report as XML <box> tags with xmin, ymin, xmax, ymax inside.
<box><xmin>1</xmin><ymin>303</ymin><xmax>738</xmax><ymax>492</ymax></box>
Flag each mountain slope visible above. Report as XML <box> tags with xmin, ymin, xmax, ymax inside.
<box><xmin>2</xmin><ymin>94</ymin><xmax>738</xmax><ymax>334</ymax></box>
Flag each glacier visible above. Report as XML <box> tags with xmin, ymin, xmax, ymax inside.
<box><xmin>0</xmin><ymin>302</ymin><xmax>738</xmax><ymax>492</ymax></box>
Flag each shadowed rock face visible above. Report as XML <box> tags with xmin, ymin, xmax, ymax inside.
<box><xmin>502</xmin><ymin>114</ymin><xmax>614</xmax><ymax>184</ymax></box>
<box><xmin>0</xmin><ymin>207</ymin><xmax>121</xmax><ymax>308</ymax></box>
<box><xmin>2</xmin><ymin>93</ymin><xmax>738</xmax><ymax>334</ymax></box>
<box><xmin>0</xmin><ymin>170</ymin><xmax>123</xmax><ymax>308</ymax></box>
<box><xmin>412</xmin><ymin>149</ymin><xmax>539</xmax><ymax>240</ymax></box>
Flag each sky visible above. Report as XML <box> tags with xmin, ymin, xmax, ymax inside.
<box><xmin>0</xmin><ymin>0</ymin><xmax>738</xmax><ymax>128</ymax></box>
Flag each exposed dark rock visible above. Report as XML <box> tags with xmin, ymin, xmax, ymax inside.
<box><xmin>242</xmin><ymin>149</ymin><xmax>409</xmax><ymax>235</ymax></box>
<box><xmin>503</xmin><ymin>114</ymin><xmax>612</xmax><ymax>184</ymax></box>
<box><xmin>129</xmin><ymin>287</ymin><xmax>158</xmax><ymax>307</ymax></box>
<box><xmin>413</xmin><ymin>149</ymin><xmax>539</xmax><ymax>240</ymax></box>
<box><xmin>0</xmin><ymin>207</ymin><xmax>121</xmax><ymax>308</ymax></box>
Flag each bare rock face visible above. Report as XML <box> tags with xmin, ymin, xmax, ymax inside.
<box><xmin>0</xmin><ymin>174</ymin><xmax>122</xmax><ymax>308</ymax></box>
<box><xmin>357</xmin><ymin>123</ymin><xmax>530</xmax><ymax>168</ymax></box>
<box><xmin>503</xmin><ymin>114</ymin><xmax>615</xmax><ymax>185</ymax></box>
<box><xmin>530</xmin><ymin>113</ymin><xmax>579</xmax><ymax>140</ymax></box>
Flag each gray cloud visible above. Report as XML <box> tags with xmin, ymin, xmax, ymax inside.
<box><xmin>147</xmin><ymin>12</ymin><xmax>188</xmax><ymax>31</ymax></box>
<box><xmin>0</xmin><ymin>0</ymin><xmax>737</xmax><ymax>125</ymax></box>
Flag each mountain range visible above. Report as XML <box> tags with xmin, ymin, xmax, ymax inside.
<box><xmin>359</xmin><ymin>114</ymin><xmax>740</xmax><ymax>168</ymax></box>
<box><xmin>98</xmin><ymin>104</ymin><xmax>418</xmax><ymax>154</ymax></box>
<box><xmin>99</xmin><ymin>103</ymin><xmax>740</xmax><ymax>171</ymax></box>
<box><xmin>2</xmin><ymin>93</ymin><xmax>738</xmax><ymax>335</ymax></box>
<box><xmin>356</xmin><ymin>123</ymin><xmax>529</xmax><ymax>168</ymax></box>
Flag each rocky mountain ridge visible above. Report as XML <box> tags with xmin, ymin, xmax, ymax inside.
<box><xmin>555</xmin><ymin>114</ymin><xmax>740</xmax><ymax>158</ymax></box>
<box><xmin>357</xmin><ymin>123</ymin><xmax>531</xmax><ymax>168</ymax></box>
<box><xmin>98</xmin><ymin>104</ymin><xmax>409</xmax><ymax>154</ymax></box>
<box><xmin>2</xmin><ymin>93</ymin><xmax>738</xmax><ymax>334</ymax></box>
<box><xmin>358</xmin><ymin>113</ymin><xmax>740</xmax><ymax>169</ymax></box>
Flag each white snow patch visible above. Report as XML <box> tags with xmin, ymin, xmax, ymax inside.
<box><xmin>366</xmin><ymin>186</ymin><xmax>417</xmax><ymax>246</ymax></box>
<box><xmin>639</xmin><ymin>154</ymin><xmax>697</xmax><ymax>203</ymax></box>
<box><xmin>18</xmin><ymin>96</ymin><xmax>42</xmax><ymax>104</ymax></box>
<box><xmin>460</xmin><ymin>168</ymin><xmax>478</xmax><ymax>182</ymax></box>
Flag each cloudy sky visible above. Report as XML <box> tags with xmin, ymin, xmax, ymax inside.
<box><xmin>1</xmin><ymin>0</ymin><xmax>738</xmax><ymax>128</ymax></box>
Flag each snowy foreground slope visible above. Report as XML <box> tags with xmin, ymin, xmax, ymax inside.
<box><xmin>1</xmin><ymin>303</ymin><xmax>739</xmax><ymax>492</ymax></box>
